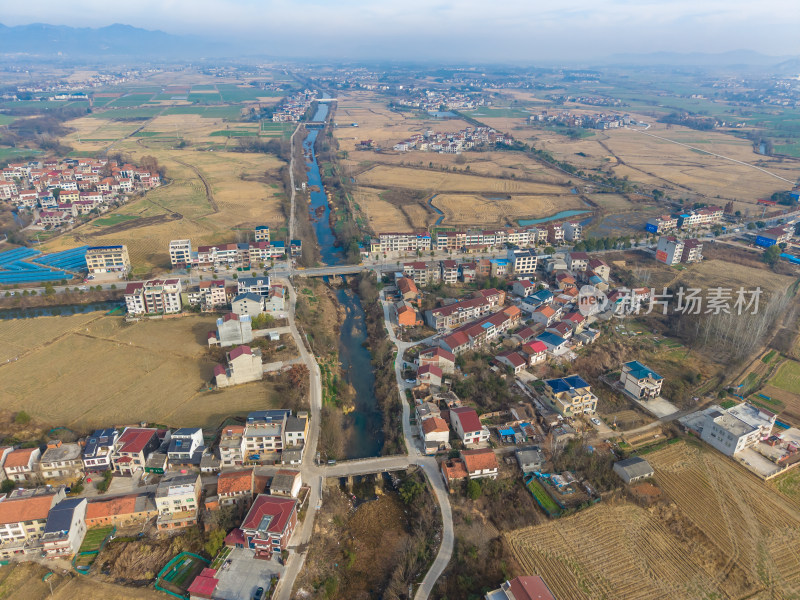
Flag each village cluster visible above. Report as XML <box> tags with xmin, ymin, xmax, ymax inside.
<box><xmin>528</xmin><ymin>110</ymin><xmax>634</xmax><ymax>130</ymax></box>
<box><xmin>394</xmin><ymin>89</ymin><xmax>485</xmax><ymax>112</ymax></box>
<box><xmin>0</xmin><ymin>158</ymin><xmax>161</xmax><ymax>228</ymax></box>
<box><xmin>270</xmin><ymin>90</ymin><xmax>317</xmax><ymax>122</ymax></box>
<box><xmin>391</xmin><ymin>126</ymin><xmax>513</xmax><ymax>153</ymax></box>
<box><xmin>0</xmin><ymin>410</ymin><xmax>308</xmax><ymax>564</ymax></box>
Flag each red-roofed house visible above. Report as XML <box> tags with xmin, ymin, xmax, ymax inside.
<box><xmin>420</xmin><ymin>417</ymin><xmax>450</xmax><ymax>455</ymax></box>
<box><xmin>441</xmin><ymin>457</ymin><xmax>469</xmax><ymax>490</ymax></box>
<box><xmin>450</xmin><ymin>407</ymin><xmax>489</xmax><ymax>447</ymax></box>
<box><xmin>417</xmin><ymin>364</ymin><xmax>443</xmax><ymax>388</ymax></box>
<box><xmin>215</xmin><ymin>345</ymin><xmax>263</xmax><ymax>388</ymax></box>
<box><xmin>461</xmin><ymin>449</ymin><xmax>498</xmax><ymax>480</ymax></box>
<box><xmin>512</xmin><ymin>280</ymin><xmax>537</xmax><ymax>298</ymax></box>
<box><xmin>486</xmin><ymin>575</ymin><xmax>557</xmax><ymax>600</ymax></box>
<box><xmin>4</xmin><ymin>448</ymin><xmax>42</xmax><ymax>482</ymax></box>
<box><xmin>396</xmin><ymin>301</ymin><xmax>423</xmax><ymax>327</ymax></box>
<box><xmin>495</xmin><ymin>351</ymin><xmax>527</xmax><ymax>374</ymax></box>
<box><xmin>416</xmin><ymin>347</ymin><xmax>456</xmax><ymax>375</ymax></box>
<box><xmin>545</xmin><ymin>321</ymin><xmax>573</xmax><ymax>340</ymax></box>
<box><xmin>187</xmin><ymin>568</ymin><xmax>219</xmax><ymax>600</ymax></box>
<box><xmin>531</xmin><ymin>305</ymin><xmax>560</xmax><ymax>327</ymax></box>
<box><xmin>232</xmin><ymin>495</ymin><xmax>297</xmax><ymax>559</ymax></box>
<box><xmin>217</xmin><ymin>469</ymin><xmax>255</xmax><ymax>506</ymax></box>
<box><xmin>111</xmin><ymin>428</ymin><xmax>161</xmax><ymax>476</ymax></box>
<box><xmin>522</xmin><ymin>340</ymin><xmax>547</xmax><ymax>365</ymax></box>
<box><xmin>397</xmin><ymin>277</ymin><xmax>421</xmax><ymax>305</ymax></box>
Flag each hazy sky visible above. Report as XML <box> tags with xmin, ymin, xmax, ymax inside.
<box><xmin>1</xmin><ymin>0</ymin><xmax>798</xmax><ymax>60</ymax></box>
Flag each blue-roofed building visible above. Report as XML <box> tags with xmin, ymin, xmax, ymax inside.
<box><xmin>238</xmin><ymin>276</ymin><xmax>270</xmax><ymax>297</ymax></box>
<box><xmin>82</xmin><ymin>428</ymin><xmax>119</xmax><ymax>473</ymax></box>
<box><xmin>290</xmin><ymin>239</ymin><xmax>302</xmax><ymax>257</ymax></box>
<box><xmin>620</xmin><ymin>360</ymin><xmax>663</xmax><ymax>400</ymax></box>
<box><xmin>543</xmin><ymin>375</ymin><xmax>597</xmax><ymax>417</ymax></box>
<box><xmin>41</xmin><ymin>497</ymin><xmax>87</xmax><ymax>559</ymax></box>
<box><xmin>254</xmin><ymin>225</ymin><xmax>270</xmax><ymax>243</ymax></box>
<box><xmin>536</xmin><ymin>331</ymin><xmax>568</xmax><ymax>353</ymax></box>
<box><xmin>489</xmin><ymin>258</ymin><xmax>510</xmax><ymax>277</ymax></box>
<box><xmin>247</xmin><ymin>410</ymin><xmax>291</xmax><ymax>425</ymax></box>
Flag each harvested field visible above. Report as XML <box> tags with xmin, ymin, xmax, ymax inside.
<box><xmin>647</xmin><ymin>441</ymin><xmax>800</xmax><ymax>596</ymax></box>
<box><xmin>506</xmin><ymin>502</ymin><xmax>741</xmax><ymax>599</ymax></box>
<box><xmin>675</xmin><ymin>258</ymin><xmax>797</xmax><ymax>294</ymax></box>
<box><xmin>431</xmin><ymin>193</ymin><xmax>584</xmax><ymax>227</ymax></box>
<box><xmin>357</xmin><ymin>164</ymin><xmax>568</xmax><ymax>194</ymax></box>
<box><xmin>354</xmin><ymin>186</ymin><xmax>412</xmax><ymax>231</ymax></box>
<box><xmin>0</xmin><ymin>314</ymin><xmax>284</xmax><ymax>430</ymax></box>
<box><xmin>0</xmin><ymin>311</ymin><xmax>100</xmax><ymax>362</ymax></box>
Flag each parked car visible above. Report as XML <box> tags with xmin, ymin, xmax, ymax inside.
<box><xmin>254</xmin><ymin>586</ymin><xmax>264</xmax><ymax>600</ymax></box>
<box><xmin>591</xmin><ymin>418</ymin><xmax>602</xmax><ymax>426</ymax></box>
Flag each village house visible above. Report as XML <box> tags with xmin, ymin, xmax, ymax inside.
<box><xmin>167</xmin><ymin>428</ymin><xmax>205</xmax><ymax>467</ymax></box>
<box><xmin>396</xmin><ymin>301</ymin><xmax>423</xmax><ymax>327</ymax></box>
<box><xmin>40</xmin><ymin>498</ymin><xmax>87</xmax><ymax>559</ymax></box>
<box><xmin>461</xmin><ymin>448</ymin><xmax>499</xmax><ymax>480</ymax></box>
<box><xmin>82</xmin><ymin>428</ymin><xmax>118</xmax><ymax>473</ymax></box>
<box><xmin>4</xmin><ymin>448</ymin><xmax>42</xmax><ymax>482</ymax></box>
<box><xmin>283</xmin><ymin>414</ymin><xmax>309</xmax><ymax>447</ymax></box>
<box><xmin>214</xmin><ymin>346</ymin><xmax>263</xmax><ymax>388</ymax></box>
<box><xmin>441</xmin><ymin>457</ymin><xmax>469</xmax><ymax>491</ymax></box>
<box><xmin>416</xmin><ymin>347</ymin><xmax>456</xmax><ymax>375</ymax></box>
<box><xmin>155</xmin><ymin>472</ymin><xmax>202</xmax><ymax>530</ymax></box>
<box><xmin>543</xmin><ymin>375</ymin><xmax>598</xmax><ymax>416</ymax></box>
<box><xmin>613</xmin><ymin>457</ymin><xmax>655</xmax><ymax>484</ymax></box>
<box><xmin>124</xmin><ymin>279</ymin><xmax>182</xmax><ymax>315</ymax></box>
<box><xmin>426</xmin><ymin>296</ymin><xmax>494</xmax><ymax>331</ymax></box>
<box><xmin>208</xmin><ymin>313</ymin><xmax>254</xmax><ymax>347</ymax></box>
<box><xmin>420</xmin><ymin>417</ymin><xmax>450</xmax><ymax>455</ymax></box>
<box><xmin>185</xmin><ymin>280</ymin><xmax>228</xmax><ymax>309</ymax></box>
<box><xmin>231</xmin><ymin>292</ymin><xmax>264</xmax><ymax>318</ymax></box>
<box><xmin>450</xmin><ymin>407</ymin><xmax>490</xmax><ymax>447</ymax></box>
<box><xmin>511</xmin><ymin>279</ymin><xmax>537</xmax><ymax>298</ymax></box>
<box><xmin>84</xmin><ymin>245</ymin><xmax>131</xmax><ymax>275</ymax></box>
<box><xmin>521</xmin><ymin>340</ymin><xmax>548</xmax><ymax>365</ymax></box>
<box><xmin>485</xmin><ymin>575</ymin><xmax>557</xmax><ymax>600</ymax></box>
<box><xmin>417</xmin><ymin>364</ymin><xmax>443</xmax><ymax>388</ymax></box>
<box><xmin>440</xmin><ymin>260</ymin><xmax>459</xmax><ymax>284</ymax></box>
<box><xmin>516</xmin><ymin>447</ymin><xmax>545</xmax><ymax>474</ymax></box>
<box><xmin>495</xmin><ymin>351</ymin><xmax>527</xmax><ymax>375</ymax></box>
<box><xmin>270</xmin><ymin>470</ymin><xmax>302</xmax><ymax>498</ymax></box>
<box><xmin>218</xmin><ymin>426</ymin><xmax>246</xmax><ymax>467</ymax></box>
<box><xmin>84</xmin><ymin>493</ymin><xmax>157</xmax><ymax>529</ymax></box>
<box><xmin>217</xmin><ymin>469</ymin><xmax>256</xmax><ymax>506</ymax></box>
<box><xmin>396</xmin><ymin>277</ymin><xmax>421</xmax><ymax>306</ymax></box>
<box><xmin>0</xmin><ymin>487</ymin><xmax>66</xmax><ymax>559</ymax></box>
<box><xmin>111</xmin><ymin>428</ymin><xmax>164</xmax><ymax>476</ymax></box>
<box><xmin>39</xmin><ymin>441</ymin><xmax>83</xmax><ymax>481</ymax></box>
<box><xmin>243</xmin><ymin>416</ymin><xmax>286</xmax><ymax>461</ymax></box>
<box><xmin>700</xmin><ymin>403</ymin><xmax>775</xmax><ymax>456</ymax></box>
<box><xmin>229</xmin><ymin>495</ymin><xmax>297</xmax><ymax>560</ymax></box>
<box><xmin>620</xmin><ymin>361</ymin><xmax>663</xmax><ymax>400</ymax></box>
<box><xmin>531</xmin><ymin>305</ymin><xmax>561</xmax><ymax>327</ymax></box>
<box><xmin>535</xmin><ymin>331</ymin><xmax>569</xmax><ymax>354</ymax></box>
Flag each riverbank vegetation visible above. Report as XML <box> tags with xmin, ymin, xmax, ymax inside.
<box><xmin>354</xmin><ymin>272</ymin><xmax>404</xmax><ymax>455</ymax></box>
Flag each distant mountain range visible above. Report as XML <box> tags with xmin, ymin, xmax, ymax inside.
<box><xmin>0</xmin><ymin>23</ymin><xmax>229</xmax><ymax>59</ymax></box>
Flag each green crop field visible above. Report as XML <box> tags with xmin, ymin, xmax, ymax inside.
<box><xmin>527</xmin><ymin>479</ymin><xmax>561</xmax><ymax>516</ymax></box>
<box><xmin>92</xmin><ymin>214</ymin><xmax>140</xmax><ymax>227</ymax></box>
<box><xmin>188</xmin><ymin>92</ymin><xmax>222</xmax><ymax>104</ymax></box>
<box><xmin>90</xmin><ymin>107</ymin><xmax>162</xmax><ymax>119</ymax></box>
<box><xmin>90</xmin><ymin>96</ymin><xmax>119</xmax><ymax>107</ymax></box>
<box><xmin>209</xmin><ymin>130</ymin><xmax>259</xmax><ymax>137</ymax></box>
<box><xmin>107</xmin><ymin>94</ymin><xmax>154</xmax><ymax>108</ymax></box>
<box><xmin>79</xmin><ymin>526</ymin><xmax>113</xmax><ymax>552</ymax></box>
<box><xmin>162</xmin><ymin>106</ymin><xmax>242</xmax><ymax>119</ymax></box>
<box><xmin>218</xmin><ymin>85</ymin><xmax>271</xmax><ymax>102</ymax></box>
<box><xmin>467</xmin><ymin>107</ymin><xmax>530</xmax><ymax>118</ymax></box>
<box><xmin>0</xmin><ymin>147</ymin><xmax>41</xmax><ymax>161</ymax></box>
<box><xmin>770</xmin><ymin>360</ymin><xmax>800</xmax><ymax>394</ymax></box>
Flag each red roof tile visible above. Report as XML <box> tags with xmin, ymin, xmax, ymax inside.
<box><xmin>451</xmin><ymin>407</ymin><xmax>482</xmax><ymax>433</ymax></box>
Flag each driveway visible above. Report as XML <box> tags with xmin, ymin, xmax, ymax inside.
<box><xmin>214</xmin><ymin>547</ymin><xmax>284</xmax><ymax>600</ymax></box>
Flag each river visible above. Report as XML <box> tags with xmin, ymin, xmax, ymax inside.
<box><xmin>303</xmin><ymin>102</ymin><xmax>384</xmax><ymax>458</ymax></box>
<box><xmin>0</xmin><ymin>301</ymin><xmax>123</xmax><ymax>320</ymax></box>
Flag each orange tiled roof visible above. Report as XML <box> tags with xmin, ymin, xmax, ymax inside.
<box><xmin>217</xmin><ymin>469</ymin><xmax>253</xmax><ymax>495</ymax></box>
<box><xmin>4</xmin><ymin>448</ymin><xmax>36</xmax><ymax>468</ymax></box>
<box><xmin>461</xmin><ymin>449</ymin><xmax>498</xmax><ymax>473</ymax></box>
<box><xmin>86</xmin><ymin>494</ymin><xmax>138</xmax><ymax>519</ymax></box>
<box><xmin>0</xmin><ymin>495</ymin><xmax>53</xmax><ymax>525</ymax></box>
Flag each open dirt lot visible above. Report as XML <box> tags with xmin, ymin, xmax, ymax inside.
<box><xmin>507</xmin><ymin>440</ymin><xmax>800</xmax><ymax>599</ymax></box>
<box><xmin>44</xmin><ymin>136</ymin><xmax>285</xmax><ymax>273</ymax></box>
<box><xmin>0</xmin><ymin>314</ymin><xmax>283</xmax><ymax>430</ymax></box>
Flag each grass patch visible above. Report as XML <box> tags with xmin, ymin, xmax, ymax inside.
<box><xmin>719</xmin><ymin>399</ymin><xmax>737</xmax><ymax>409</ymax></box>
<box><xmin>90</xmin><ymin>107</ymin><xmax>162</xmax><ymax>119</ymax></box>
<box><xmin>763</xmin><ymin>350</ymin><xmax>777</xmax><ymax>364</ymax></box>
<box><xmin>133</xmin><ymin>131</ymin><xmax>165</xmax><ymax>137</ymax></box>
<box><xmin>107</xmin><ymin>94</ymin><xmax>154</xmax><ymax>108</ymax></box>
<box><xmin>769</xmin><ymin>360</ymin><xmax>800</xmax><ymax>394</ymax></box>
<box><xmin>91</xmin><ymin>214</ymin><xmax>140</xmax><ymax>227</ymax></box>
<box><xmin>79</xmin><ymin>526</ymin><xmax>113</xmax><ymax>552</ymax></box>
<box><xmin>162</xmin><ymin>106</ymin><xmax>242</xmax><ymax>120</ymax></box>
<box><xmin>0</xmin><ymin>147</ymin><xmax>41</xmax><ymax>161</ymax></box>
<box><xmin>774</xmin><ymin>469</ymin><xmax>800</xmax><ymax>504</ymax></box>
<box><xmin>209</xmin><ymin>130</ymin><xmax>259</xmax><ymax>137</ymax></box>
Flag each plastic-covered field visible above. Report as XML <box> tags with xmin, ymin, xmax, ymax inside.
<box><xmin>0</xmin><ymin>246</ymin><xmax>86</xmax><ymax>284</ymax></box>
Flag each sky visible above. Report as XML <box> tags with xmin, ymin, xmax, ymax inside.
<box><xmin>1</xmin><ymin>0</ymin><xmax>798</xmax><ymax>61</ymax></box>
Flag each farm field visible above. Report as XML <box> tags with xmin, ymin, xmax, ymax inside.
<box><xmin>537</xmin><ymin>123</ymin><xmax>798</xmax><ymax>209</ymax></box>
<box><xmin>430</xmin><ymin>193</ymin><xmax>585</xmax><ymax>227</ymax></box>
<box><xmin>507</xmin><ymin>441</ymin><xmax>800</xmax><ymax>599</ymax></box>
<box><xmin>43</xmin><ymin>139</ymin><xmax>286</xmax><ymax>273</ymax></box>
<box><xmin>0</xmin><ymin>311</ymin><xmax>100</xmax><ymax>363</ymax></box>
<box><xmin>0</xmin><ymin>314</ymin><xmax>284</xmax><ymax>430</ymax></box>
<box><xmin>356</xmin><ymin>164</ymin><xmax>572</xmax><ymax>194</ymax></box>
<box><xmin>354</xmin><ymin>186</ymin><xmax>412</xmax><ymax>231</ymax></box>
<box><xmin>758</xmin><ymin>359</ymin><xmax>800</xmax><ymax>423</ymax></box>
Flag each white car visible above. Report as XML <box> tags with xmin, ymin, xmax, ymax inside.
<box><xmin>591</xmin><ymin>418</ymin><xmax>602</xmax><ymax>426</ymax></box>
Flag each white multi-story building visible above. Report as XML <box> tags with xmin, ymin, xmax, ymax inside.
<box><xmin>124</xmin><ymin>279</ymin><xmax>182</xmax><ymax>315</ymax></box>
<box><xmin>563</xmin><ymin>221</ymin><xmax>582</xmax><ymax>242</ymax></box>
<box><xmin>155</xmin><ymin>473</ymin><xmax>201</xmax><ymax>530</ymax></box>
<box><xmin>700</xmin><ymin>403</ymin><xmax>775</xmax><ymax>456</ymax></box>
<box><xmin>377</xmin><ymin>232</ymin><xmax>432</xmax><ymax>254</ymax></box>
<box><xmin>506</xmin><ymin>249</ymin><xmax>538</xmax><ymax>274</ymax></box>
<box><xmin>169</xmin><ymin>239</ymin><xmax>192</xmax><ymax>268</ymax></box>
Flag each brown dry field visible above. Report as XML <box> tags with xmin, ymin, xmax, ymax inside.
<box><xmin>0</xmin><ymin>314</ymin><xmax>284</xmax><ymax>430</ymax></box>
<box><xmin>0</xmin><ymin>311</ymin><xmax>100</xmax><ymax>362</ymax></box>
<box><xmin>356</xmin><ymin>164</ymin><xmax>569</xmax><ymax>194</ymax></box>
<box><xmin>537</xmin><ymin>124</ymin><xmax>799</xmax><ymax>208</ymax></box>
<box><xmin>586</xmin><ymin>192</ymin><xmax>637</xmax><ymax>212</ymax></box>
<box><xmin>431</xmin><ymin>193</ymin><xmax>584</xmax><ymax>227</ymax></box>
<box><xmin>758</xmin><ymin>384</ymin><xmax>800</xmax><ymax>424</ymax></box>
<box><xmin>507</xmin><ymin>441</ymin><xmax>800</xmax><ymax>599</ymax></box>
<box><xmin>0</xmin><ymin>562</ymin><xmax>161</xmax><ymax>600</ymax></box>
<box><xmin>44</xmin><ymin>136</ymin><xmax>285</xmax><ymax>273</ymax></box>
<box><xmin>354</xmin><ymin>186</ymin><xmax>412</xmax><ymax>231</ymax></box>
<box><xmin>648</xmin><ymin>441</ymin><xmax>800</xmax><ymax>596</ymax></box>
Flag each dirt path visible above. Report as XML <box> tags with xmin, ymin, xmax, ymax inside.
<box><xmin>171</xmin><ymin>157</ymin><xmax>218</xmax><ymax>213</ymax></box>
